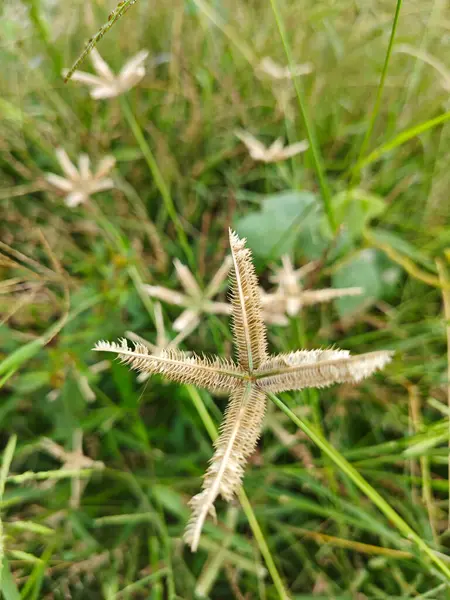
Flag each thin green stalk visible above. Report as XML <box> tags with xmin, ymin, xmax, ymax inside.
<box><xmin>191</xmin><ymin>0</ymin><xmax>257</xmax><ymax>66</ymax></box>
<box><xmin>0</xmin><ymin>436</ymin><xmax>17</xmax><ymax>586</ymax></box>
<box><xmin>268</xmin><ymin>0</ymin><xmax>336</xmax><ymax>232</ymax></box>
<box><xmin>352</xmin><ymin>0</ymin><xmax>403</xmax><ymax>185</ymax></box>
<box><xmin>237</xmin><ymin>488</ymin><xmax>290</xmax><ymax>600</ymax></box>
<box><xmin>63</xmin><ymin>0</ymin><xmax>140</xmax><ymax>82</ymax></box>
<box><xmin>267</xmin><ymin>392</ymin><xmax>450</xmax><ymax>581</ymax></box>
<box><xmin>5</xmin><ymin>468</ymin><xmax>101</xmax><ymax>486</ymax></box>
<box><xmin>186</xmin><ymin>386</ymin><xmax>290</xmax><ymax>600</ymax></box>
<box><xmin>120</xmin><ymin>97</ymin><xmax>193</xmax><ymax>265</ymax></box>
<box><xmin>195</xmin><ymin>506</ymin><xmax>239</xmax><ymax>597</ymax></box>
<box><xmin>115</xmin><ymin>568</ymin><xmax>168</xmax><ymax>598</ymax></box>
<box><xmin>436</xmin><ymin>260</ymin><xmax>450</xmax><ymax>528</ymax></box>
<box><xmin>23</xmin><ymin>0</ymin><xmax>62</xmax><ymax>76</ymax></box>
<box><xmin>186</xmin><ymin>387</ymin><xmax>217</xmax><ymax>442</ymax></box>
<box><xmin>351</xmin><ymin>109</ymin><xmax>450</xmax><ymax>175</ymax></box>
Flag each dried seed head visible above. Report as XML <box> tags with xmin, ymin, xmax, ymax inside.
<box><xmin>93</xmin><ymin>339</ymin><xmax>244</xmax><ymax>393</ymax></box>
<box><xmin>184</xmin><ymin>385</ymin><xmax>266</xmax><ymax>551</ymax></box>
<box><xmin>229</xmin><ymin>230</ymin><xmax>268</xmax><ymax>371</ymax></box>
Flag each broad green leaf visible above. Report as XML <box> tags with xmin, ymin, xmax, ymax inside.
<box><xmin>332</xmin><ymin>250</ymin><xmax>382</xmax><ymax>318</ymax></box>
<box><xmin>235</xmin><ymin>191</ymin><xmax>329</xmax><ymax>261</ymax></box>
<box><xmin>332</xmin><ymin>248</ymin><xmax>402</xmax><ymax>318</ymax></box>
<box><xmin>333</xmin><ymin>189</ymin><xmax>386</xmax><ymax>239</ymax></box>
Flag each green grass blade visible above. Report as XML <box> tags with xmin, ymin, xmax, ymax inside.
<box><xmin>187</xmin><ymin>386</ymin><xmax>290</xmax><ymax>599</ymax></box>
<box><xmin>268</xmin><ymin>0</ymin><xmax>336</xmax><ymax>232</ymax></box>
<box><xmin>0</xmin><ymin>436</ymin><xmax>17</xmax><ymax>588</ymax></box>
<box><xmin>0</xmin><ymin>294</ymin><xmax>101</xmax><ymax>388</ymax></box>
<box><xmin>0</xmin><ymin>340</ymin><xmax>44</xmax><ymax>382</ymax></box>
<box><xmin>22</xmin><ymin>0</ymin><xmax>62</xmax><ymax>75</ymax></box>
<box><xmin>191</xmin><ymin>0</ymin><xmax>256</xmax><ymax>66</ymax></box>
<box><xmin>120</xmin><ymin>97</ymin><xmax>194</xmax><ymax>266</ymax></box>
<box><xmin>352</xmin><ymin>110</ymin><xmax>450</xmax><ymax>173</ymax></box>
<box><xmin>0</xmin><ymin>558</ymin><xmax>21</xmax><ymax>600</ymax></box>
<box><xmin>352</xmin><ymin>0</ymin><xmax>403</xmax><ymax>182</ymax></box>
<box><xmin>267</xmin><ymin>392</ymin><xmax>450</xmax><ymax>581</ymax></box>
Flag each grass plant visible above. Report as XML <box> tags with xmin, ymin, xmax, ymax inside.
<box><xmin>1</xmin><ymin>0</ymin><xmax>450</xmax><ymax>597</ymax></box>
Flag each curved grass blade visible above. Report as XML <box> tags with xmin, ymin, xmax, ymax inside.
<box><xmin>268</xmin><ymin>392</ymin><xmax>450</xmax><ymax>581</ymax></box>
<box><xmin>268</xmin><ymin>0</ymin><xmax>336</xmax><ymax>232</ymax></box>
<box><xmin>352</xmin><ymin>110</ymin><xmax>450</xmax><ymax>173</ymax></box>
<box><xmin>352</xmin><ymin>0</ymin><xmax>403</xmax><ymax>184</ymax></box>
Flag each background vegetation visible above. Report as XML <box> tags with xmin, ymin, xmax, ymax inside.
<box><xmin>1</xmin><ymin>0</ymin><xmax>450</xmax><ymax>597</ymax></box>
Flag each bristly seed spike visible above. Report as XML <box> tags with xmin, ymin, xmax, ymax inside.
<box><xmin>94</xmin><ymin>229</ymin><xmax>393</xmax><ymax>552</ymax></box>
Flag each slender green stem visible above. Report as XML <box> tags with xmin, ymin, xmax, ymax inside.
<box><xmin>120</xmin><ymin>97</ymin><xmax>193</xmax><ymax>265</ymax></box>
<box><xmin>237</xmin><ymin>488</ymin><xmax>290</xmax><ymax>600</ymax></box>
<box><xmin>63</xmin><ymin>0</ymin><xmax>140</xmax><ymax>82</ymax></box>
<box><xmin>195</xmin><ymin>506</ymin><xmax>239</xmax><ymax>597</ymax></box>
<box><xmin>191</xmin><ymin>0</ymin><xmax>257</xmax><ymax>66</ymax></box>
<box><xmin>352</xmin><ymin>109</ymin><xmax>450</xmax><ymax>173</ymax></box>
<box><xmin>115</xmin><ymin>568</ymin><xmax>169</xmax><ymax>598</ymax></box>
<box><xmin>23</xmin><ymin>0</ymin><xmax>62</xmax><ymax>76</ymax></box>
<box><xmin>0</xmin><ymin>436</ymin><xmax>17</xmax><ymax>586</ymax></box>
<box><xmin>268</xmin><ymin>0</ymin><xmax>336</xmax><ymax>233</ymax></box>
<box><xmin>351</xmin><ymin>0</ymin><xmax>403</xmax><ymax>184</ymax></box>
<box><xmin>186</xmin><ymin>387</ymin><xmax>218</xmax><ymax>442</ymax></box>
<box><xmin>186</xmin><ymin>386</ymin><xmax>290</xmax><ymax>599</ymax></box>
<box><xmin>127</xmin><ymin>265</ymin><xmax>156</xmax><ymax>322</ymax></box>
<box><xmin>267</xmin><ymin>392</ymin><xmax>450</xmax><ymax>581</ymax></box>
<box><xmin>5</xmin><ymin>468</ymin><xmax>102</xmax><ymax>486</ymax></box>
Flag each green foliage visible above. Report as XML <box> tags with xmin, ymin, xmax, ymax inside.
<box><xmin>332</xmin><ymin>249</ymin><xmax>402</xmax><ymax>318</ymax></box>
<box><xmin>1</xmin><ymin>0</ymin><xmax>450</xmax><ymax>596</ymax></box>
<box><xmin>333</xmin><ymin>189</ymin><xmax>386</xmax><ymax>240</ymax></box>
<box><xmin>236</xmin><ymin>191</ymin><xmax>329</xmax><ymax>261</ymax></box>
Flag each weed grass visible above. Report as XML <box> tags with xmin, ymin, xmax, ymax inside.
<box><xmin>1</xmin><ymin>0</ymin><xmax>450</xmax><ymax>598</ymax></box>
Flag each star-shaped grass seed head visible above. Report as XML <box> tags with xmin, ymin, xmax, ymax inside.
<box><xmin>144</xmin><ymin>256</ymin><xmax>233</xmax><ymax>336</ymax></box>
<box><xmin>258</xmin><ymin>57</ymin><xmax>314</xmax><ymax>80</ymax></box>
<box><xmin>263</xmin><ymin>254</ymin><xmax>364</xmax><ymax>319</ymax></box>
<box><xmin>45</xmin><ymin>148</ymin><xmax>115</xmax><ymax>207</ymax></box>
<box><xmin>126</xmin><ymin>302</ymin><xmax>195</xmax><ymax>383</ymax></box>
<box><xmin>235</xmin><ymin>130</ymin><xmax>309</xmax><ymax>163</ymax></box>
<box><xmin>40</xmin><ymin>430</ymin><xmax>104</xmax><ymax>509</ymax></box>
<box><xmin>63</xmin><ymin>48</ymin><xmax>149</xmax><ymax>99</ymax></box>
<box><xmin>94</xmin><ymin>230</ymin><xmax>393</xmax><ymax>551</ymax></box>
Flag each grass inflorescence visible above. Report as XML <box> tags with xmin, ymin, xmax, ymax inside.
<box><xmin>1</xmin><ymin>0</ymin><xmax>450</xmax><ymax>598</ymax></box>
